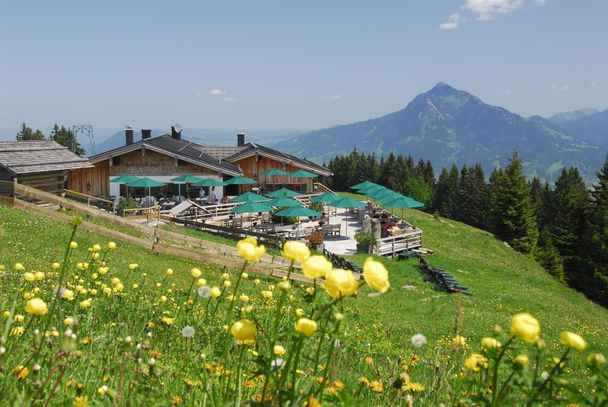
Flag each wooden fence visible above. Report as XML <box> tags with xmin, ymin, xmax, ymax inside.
<box><xmin>374</xmin><ymin>229</ymin><xmax>424</xmax><ymax>257</ymax></box>
<box><xmin>10</xmin><ymin>183</ymin><xmax>298</xmax><ymax>273</ymax></box>
<box><xmin>63</xmin><ymin>189</ymin><xmax>114</xmax><ymax>212</ymax></box>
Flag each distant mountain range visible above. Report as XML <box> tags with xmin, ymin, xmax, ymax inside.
<box><xmin>270</xmin><ymin>83</ymin><xmax>607</xmax><ymax>181</ymax></box>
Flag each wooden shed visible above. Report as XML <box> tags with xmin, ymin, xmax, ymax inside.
<box><xmin>0</xmin><ymin>140</ymin><xmax>93</xmax><ymax>194</ymax></box>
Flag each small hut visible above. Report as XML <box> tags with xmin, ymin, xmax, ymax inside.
<box><xmin>0</xmin><ymin>140</ymin><xmax>93</xmax><ymax>194</ymax></box>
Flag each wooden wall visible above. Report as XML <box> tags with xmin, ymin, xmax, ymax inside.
<box><xmin>16</xmin><ymin>170</ymin><xmax>67</xmax><ymax>195</ymax></box>
<box><xmin>68</xmin><ymin>149</ymin><xmax>221</xmax><ymax>198</ymax></box>
<box><xmin>232</xmin><ymin>155</ymin><xmax>314</xmax><ymax>192</ymax></box>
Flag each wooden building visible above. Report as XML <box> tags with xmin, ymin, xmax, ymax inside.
<box><xmin>0</xmin><ymin>140</ymin><xmax>93</xmax><ymax>194</ymax></box>
<box><xmin>67</xmin><ymin>128</ymin><xmax>241</xmax><ymax>200</ymax></box>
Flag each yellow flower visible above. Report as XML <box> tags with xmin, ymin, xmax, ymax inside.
<box><xmin>295</xmin><ymin>318</ymin><xmax>317</xmax><ymax>337</ymax></box>
<box><xmin>14</xmin><ymin>314</ymin><xmax>24</xmax><ymax>322</ymax></box>
<box><xmin>510</xmin><ymin>313</ymin><xmax>540</xmax><ymax>343</ymax></box>
<box><xmin>190</xmin><ymin>268</ymin><xmax>202</xmax><ymax>278</ymax></box>
<box><xmin>403</xmin><ymin>382</ymin><xmax>424</xmax><ymax>392</ymax></box>
<box><xmin>230</xmin><ymin>319</ymin><xmax>256</xmax><ymax>343</ymax></box>
<box><xmin>51</xmin><ymin>262</ymin><xmax>60</xmax><ymax>269</ymax></box>
<box><xmin>25</xmin><ymin>298</ymin><xmax>48</xmax><ymax>316</ymax></box>
<box><xmin>64</xmin><ymin>317</ymin><xmax>75</xmax><ymax>326</ymax></box>
<box><xmin>273</xmin><ymin>345</ymin><xmax>286</xmax><ymax>356</ymax></box>
<box><xmin>23</xmin><ymin>272</ymin><xmax>36</xmax><ymax>282</ymax></box>
<box><xmin>481</xmin><ymin>337</ymin><xmax>502</xmax><ymax>350</ymax></box>
<box><xmin>369</xmin><ymin>380</ymin><xmax>384</xmax><ymax>393</ymax></box>
<box><xmin>11</xmin><ymin>326</ymin><xmax>25</xmax><ymax>336</ymax></box>
<box><xmin>128</xmin><ymin>263</ymin><xmax>138</xmax><ymax>270</ymax></box>
<box><xmin>464</xmin><ymin>354</ymin><xmax>488</xmax><ymax>371</ymax></box>
<box><xmin>92</xmin><ymin>244</ymin><xmax>101</xmax><ymax>252</ymax></box>
<box><xmin>197</xmin><ymin>278</ymin><xmax>207</xmax><ymax>287</ymax></box>
<box><xmin>302</xmin><ymin>255</ymin><xmax>332</xmax><ymax>279</ymax></box>
<box><xmin>261</xmin><ymin>290</ymin><xmax>273</xmax><ymax>299</ymax></box>
<box><xmin>13</xmin><ymin>365</ymin><xmax>29</xmax><ymax>380</ymax></box>
<box><xmin>80</xmin><ymin>298</ymin><xmax>92</xmax><ymax>308</ymax></box>
<box><xmin>210</xmin><ymin>286</ymin><xmax>222</xmax><ymax>298</ymax></box>
<box><xmin>363</xmin><ymin>257</ymin><xmax>390</xmax><ymax>293</ymax></box>
<box><xmin>165</xmin><ymin>268</ymin><xmax>174</xmax><ymax>276</ymax></box>
<box><xmin>324</xmin><ymin>268</ymin><xmax>358</xmax><ymax>299</ymax></box>
<box><xmin>108</xmin><ymin>241</ymin><xmax>117</xmax><ymax>249</ymax></box>
<box><xmin>161</xmin><ymin>316</ymin><xmax>175</xmax><ymax>326</ymax></box>
<box><xmin>295</xmin><ymin>308</ymin><xmax>304</xmax><ymax>317</ymax></box>
<box><xmin>282</xmin><ymin>241</ymin><xmax>310</xmax><ymax>263</ymax></box>
<box><xmin>237</xmin><ymin>238</ymin><xmax>266</xmax><ymax>262</ymax></box>
<box><xmin>73</xmin><ymin>395</ymin><xmax>89</xmax><ymax>407</ymax></box>
<box><xmin>62</xmin><ymin>289</ymin><xmax>75</xmax><ymax>301</ymax></box>
<box><xmin>15</xmin><ymin>263</ymin><xmax>25</xmax><ymax>272</ymax></box>
<box><xmin>587</xmin><ymin>352</ymin><xmax>606</xmax><ymax>367</ymax></box>
<box><xmin>515</xmin><ymin>354</ymin><xmax>529</xmax><ymax>368</ymax></box>
<box><xmin>70</xmin><ymin>241</ymin><xmax>78</xmax><ymax>249</ymax></box>
<box><xmin>560</xmin><ymin>331</ymin><xmax>587</xmax><ymax>351</ymax></box>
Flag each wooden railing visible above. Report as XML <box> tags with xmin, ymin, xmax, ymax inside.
<box><xmin>314</xmin><ymin>182</ymin><xmax>335</xmax><ymax>194</ymax></box>
<box><xmin>64</xmin><ymin>189</ymin><xmax>114</xmax><ymax>211</ymax></box>
<box><xmin>374</xmin><ymin>229</ymin><xmax>423</xmax><ymax>257</ymax></box>
<box><xmin>122</xmin><ymin>205</ymin><xmax>161</xmax><ymax>221</ymax></box>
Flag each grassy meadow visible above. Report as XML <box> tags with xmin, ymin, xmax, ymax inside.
<box><xmin>0</xmin><ymin>202</ymin><xmax>606</xmax><ymax>405</ymax></box>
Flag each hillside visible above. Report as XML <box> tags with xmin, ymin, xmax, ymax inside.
<box><xmin>549</xmin><ymin>108</ymin><xmax>608</xmax><ymax>150</ymax></box>
<box><xmin>272</xmin><ymin>83</ymin><xmax>605</xmax><ymax>181</ymax></box>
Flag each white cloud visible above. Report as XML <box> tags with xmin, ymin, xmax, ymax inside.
<box><xmin>209</xmin><ymin>88</ymin><xmax>227</xmax><ymax>96</ymax></box>
<box><xmin>551</xmin><ymin>84</ymin><xmax>569</xmax><ymax>91</ymax></box>
<box><xmin>439</xmin><ymin>13</ymin><xmax>461</xmax><ymax>30</ymax></box>
<box><xmin>223</xmin><ymin>97</ymin><xmax>238</xmax><ymax>102</ymax></box>
<box><xmin>321</xmin><ymin>94</ymin><xmax>342</xmax><ymax>101</ymax></box>
<box><xmin>440</xmin><ymin>0</ymin><xmax>546</xmax><ymax>29</ymax></box>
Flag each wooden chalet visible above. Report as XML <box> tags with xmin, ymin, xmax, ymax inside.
<box><xmin>68</xmin><ymin>128</ymin><xmax>242</xmax><ymax>200</ymax></box>
<box><xmin>0</xmin><ymin>140</ymin><xmax>93</xmax><ymax>194</ymax></box>
<box><xmin>218</xmin><ymin>133</ymin><xmax>332</xmax><ymax>194</ymax></box>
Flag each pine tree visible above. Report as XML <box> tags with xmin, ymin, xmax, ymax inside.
<box><xmin>490</xmin><ymin>151</ymin><xmax>538</xmax><ymax>254</ymax></box>
<box><xmin>430</xmin><ymin>165</ymin><xmax>459</xmax><ymax>218</ymax></box>
<box><xmin>545</xmin><ymin>167</ymin><xmax>589</xmax><ymax>284</ymax></box>
<box><xmin>50</xmin><ymin>124</ymin><xmax>85</xmax><ymax>155</ymax></box>
<box><xmin>457</xmin><ymin>164</ymin><xmax>490</xmax><ymax>229</ymax></box>
<box><xmin>587</xmin><ymin>156</ymin><xmax>608</xmax><ymax>305</ymax></box>
<box><xmin>16</xmin><ymin>122</ymin><xmax>45</xmax><ymax>141</ymax></box>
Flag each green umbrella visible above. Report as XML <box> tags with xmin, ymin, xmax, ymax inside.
<box><xmin>110</xmin><ymin>174</ymin><xmax>141</xmax><ymax>198</ymax></box>
<box><xmin>351</xmin><ymin>181</ymin><xmax>378</xmax><ymax>190</ymax></box>
<box><xmin>230</xmin><ymin>191</ymin><xmax>266</xmax><ymax>203</ymax></box>
<box><xmin>230</xmin><ymin>201</ymin><xmax>273</xmax><ymax>214</ymax></box>
<box><xmin>192</xmin><ymin>178</ymin><xmax>226</xmax><ymax>187</ymax></box>
<box><xmin>288</xmin><ymin>169</ymin><xmax>317</xmax><ymax>178</ymax></box>
<box><xmin>358</xmin><ymin>184</ymin><xmax>388</xmax><ymax>196</ymax></box>
<box><xmin>261</xmin><ymin>168</ymin><xmax>289</xmax><ymax>176</ymax></box>
<box><xmin>129</xmin><ymin>177</ymin><xmax>166</xmax><ymax>206</ymax></box>
<box><xmin>266</xmin><ymin>196</ymin><xmax>303</xmax><ymax>207</ymax></box>
<box><xmin>170</xmin><ymin>174</ymin><xmax>204</xmax><ymax>198</ymax></box>
<box><xmin>267</xmin><ymin>187</ymin><xmax>302</xmax><ymax>198</ymax></box>
<box><xmin>382</xmin><ymin>196</ymin><xmax>424</xmax><ymax>219</ymax></box>
<box><xmin>309</xmin><ymin>192</ymin><xmax>340</xmax><ymax>203</ymax></box>
<box><xmin>224</xmin><ymin>176</ymin><xmax>257</xmax><ymax>185</ymax></box>
<box><xmin>374</xmin><ymin>190</ymin><xmax>402</xmax><ymax>202</ymax></box>
<box><xmin>275</xmin><ymin>207</ymin><xmax>321</xmax><ymax>217</ymax></box>
<box><xmin>330</xmin><ymin>197</ymin><xmax>366</xmax><ymax>234</ymax></box>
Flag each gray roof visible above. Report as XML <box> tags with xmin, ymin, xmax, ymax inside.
<box><xmin>0</xmin><ymin>140</ymin><xmax>93</xmax><ymax>175</ymax></box>
<box><xmin>88</xmin><ymin>135</ymin><xmax>242</xmax><ymax>176</ymax></box>
<box><xmin>225</xmin><ymin>143</ymin><xmax>332</xmax><ymax>176</ymax></box>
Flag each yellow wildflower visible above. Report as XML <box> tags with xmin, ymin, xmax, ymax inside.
<box><xmin>510</xmin><ymin>313</ymin><xmax>540</xmax><ymax>343</ymax></box>
<box><xmin>237</xmin><ymin>238</ymin><xmax>266</xmax><ymax>262</ymax></box>
<box><xmin>295</xmin><ymin>318</ymin><xmax>317</xmax><ymax>337</ymax></box>
<box><xmin>363</xmin><ymin>257</ymin><xmax>390</xmax><ymax>293</ymax></box>
<box><xmin>13</xmin><ymin>365</ymin><xmax>29</xmax><ymax>380</ymax></box>
<box><xmin>481</xmin><ymin>337</ymin><xmax>502</xmax><ymax>350</ymax></box>
<box><xmin>282</xmin><ymin>241</ymin><xmax>310</xmax><ymax>263</ymax></box>
<box><xmin>230</xmin><ymin>319</ymin><xmax>256</xmax><ymax>343</ymax></box>
<box><xmin>515</xmin><ymin>354</ymin><xmax>529</xmax><ymax>368</ymax></box>
<box><xmin>324</xmin><ymin>268</ymin><xmax>358</xmax><ymax>298</ymax></box>
<box><xmin>25</xmin><ymin>298</ymin><xmax>48</xmax><ymax>316</ymax></box>
<box><xmin>560</xmin><ymin>331</ymin><xmax>587</xmax><ymax>351</ymax></box>
<box><xmin>403</xmin><ymin>382</ymin><xmax>424</xmax><ymax>392</ymax></box>
<box><xmin>108</xmin><ymin>241</ymin><xmax>117</xmax><ymax>249</ymax></box>
<box><xmin>302</xmin><ymin>255</ymin><xmax>332</xmax><ymax>279</ymax></box>
<box><xmin>70</xmin><ymin>241</ymin><xmax>78</xmax><ymax>249</ymax></box>
<box><xmin>464</xmin><ymin>354</ymin><xmax>488</xmax><ymax>372</ymax></box>
<box><xmin>273</xmin><ymin>345</ymin><xmax>286</xmax><ymax>356</ymax></box>
<box><xmin>73</xmin><ymin>396</ymin><xmax>89</xmax><ymax>407</ymax></box>
<box><xmin>369</xmin><ymin>380</ymin><xmax>384</xmax><ymax>393</ymax></box>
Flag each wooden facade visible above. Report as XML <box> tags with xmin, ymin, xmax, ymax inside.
<box><xmin>68</xmin><ymin>149</ymin><xmax>223</xmax><ymax>197</ymax></box>
<box><xmin>232</xmin><ymin>155</ymin><xmax>315</xmax><ymax>193</ymax></box>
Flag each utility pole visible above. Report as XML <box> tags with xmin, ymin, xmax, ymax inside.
<box><xmin>72</xmin><ymin>125</ymin><xmax>95</xmax><ymax>155</ymax></box>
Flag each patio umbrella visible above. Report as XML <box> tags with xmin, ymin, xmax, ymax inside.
<box><xmin>230</xmin><ymin>191</ymin><xmax>266</xmax><ymax>203</ymax></box>
<box><xmin>230</xmin><ymin>201</ymin><xmax>273</xmax><ymax>214</ymax></box>
<box><xmin>110</xmin><ymin>174</ymin><xmax>141</xmax><ymax>198</ymax></box>
<box><xmin>374</xmin><ymin>190</ymin><xmax>402</xmax><ymax>202</ymax></box>
<box><xmin>171</xmin><ymin>174</ymin><xmax>204</xmax><ymax>198</ymax></box>
<box><xmin>330</xmin><ymin>197</ymin><xmax>366</xmax><ymax>235</ymax></box>
<box><xmin>382</xmin><ymin>196</ymin><xmax>424</xmax><ymax>219</ymax></box>
<box><xmin>224</xmin><ymin>176</ymin><xmax>257</xmax><ymax>185</ymax></box>
<box><xmin>261</xmin><ymin>168</ymin><xmax>289</xmax><ymax>176</ymax></box>
<box><xmin>358</xmin><ymin>184</ymin><xmax>389</xmax><ymax>196</ymax></box>
<box><xmin>128</xmin><ymin>177</ymin><xmax>166</xmax><ymax>207</ymax></box>
<box><xmin>288</xmin><ymin>169</ymin><xmax>317</xmax><ymax>178</ymax></box>
<box><xmin>275</xmin><ymin>206</ymin><xmax>322</xmax><ymax>238</ymax></box>
<box><xmin>267</xmin><ymin>187</ymin><xmax>302</xmax><ymax>198</ymax></box>
<box><xmin>265</xmin><ymin>196</ymin><xmax>303</xmax><ymax>207</ymax></box>
<box><xmin>351</xmin><ymin>180</ymin><xmax>379</xmax><ymax>190</ymax></box>
<box><xmin>309</xmin><ymin>192</ymin><xmax>340</xmax><ymax>203</ymax></box>
<box><xmin>192</xmin><ymin>178</ymin><xmax>226</xmax><ymax>187</ymax></box>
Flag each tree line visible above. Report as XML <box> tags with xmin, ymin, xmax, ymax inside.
<box><xmin>16</xmin><ymin>122</ymin><xmax>85</xmax><ymax>156</ymax></box>
<box><xmin>321</xmin><ymin>149</ymin><xmax>608</xmax><ymax>307</ymax></box>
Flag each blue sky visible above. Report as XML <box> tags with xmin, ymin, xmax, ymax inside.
<box><xmin>0</xmin><ymin>0</ymin><xmax>606</xmax><ymax>134</ymax></box>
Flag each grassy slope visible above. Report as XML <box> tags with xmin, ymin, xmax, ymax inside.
<box><xmin>1</xmin><ymin>200</ymin><xmax>607</xmax><ymax>360</ymax></box>
<box><xmin>339</xmin><ymin>192</ymin><xmax>608</xmax><ymax>358</ymax></box>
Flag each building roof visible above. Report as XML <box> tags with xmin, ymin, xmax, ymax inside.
<box><xmin>225</xmin><ymin>142</ymin><xmax>333</xmax><ymax>176</ymax></box>
<box><xmin>0</xmin><ymin>140</ymin><xmax>93</xmax><ymax>175</ymax></box>
<box><xmin>197</xmin><ymin>145</ymin><xmax>246</xmax><ymax>160</ymax></box>
<box><xmin>88</xmin><ymin>135</ymin><xmax>242</xmax><ymax>177</ymax></box>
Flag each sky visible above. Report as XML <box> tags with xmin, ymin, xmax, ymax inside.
<box><xmin>0</xmin><ymin>0</ymin><xmax>606</xmax><ymax>135</ymax></box>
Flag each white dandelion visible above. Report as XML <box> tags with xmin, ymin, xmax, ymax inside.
<box><xmin>411</xmin><ymin>333</ymin><xmax>427</xmax><ymax>348</ymax></box>
<box><xmin>198</xmin><ymin>286</ymin><xmax>211</xmax><ymax>298</ymax></box>
<box><xmin>181</xmin><ymin>326</ymin><xmax>196</xmax><ymax>338</ymax></box>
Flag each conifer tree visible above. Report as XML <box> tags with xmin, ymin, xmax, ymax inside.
<box><xmin>489</xmin><ymin>151</ymin><xmax>538</xmax><ymax>254</ymax></box>
<box><xmin>587</xmin><ymin>156</ymin><xmax>608</xmax><ymax>305</ymax></box>
<box><xmin>50</xmin><ymin>124</ymin><xmax>85</xmax><ymax>155</ymax></box>
<box><xmin>16</xmin><ymin>122</ymin><xmax>45</xmax><ymax>141</ymax></box>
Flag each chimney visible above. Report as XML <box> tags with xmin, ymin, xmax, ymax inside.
<box><xmin>171</xmin><ymin>126</ymin><xmax>181</xmax><ymax>140</ymax></box>
<box><xmin>141</xmin><ymin>129</ymin><xmax>151</xmax><ymax>139</ymax></box>
<box><xmin>125</xmin><ymin>125</ymin><xmax>134</xmax><ymax>146</ymax></box>
<box><xmin>237</xmin><ymin>133</ymin><xmax>245</xmax><ymax>147</ymax></box>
